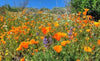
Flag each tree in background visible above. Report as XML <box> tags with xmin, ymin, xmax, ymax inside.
<box><xmin>13</xmin><ymin>0</ymin><xmax>29</xmax><ymax>11</ymax></box>
<box><xmin>70</xmin><ymin>0</ymin><xmax>100</xmax><ymax>21</ymax></box>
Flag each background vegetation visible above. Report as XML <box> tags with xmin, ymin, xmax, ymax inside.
<box><xmin>70</xmin><ymin>0</ymin><xmax>100</xmax><ymax>21</ymax></box>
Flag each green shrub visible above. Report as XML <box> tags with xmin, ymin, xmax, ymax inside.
<box><xmin>70</xmin><ymin>0</ymin><xmax>100</xmax><ymax>21</ymax></box>
<box><xmin>50</xmin><ymin>7</ymin><xmax>66</xmax><ymax>15</ymax></box>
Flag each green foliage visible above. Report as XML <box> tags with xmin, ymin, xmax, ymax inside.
<box><xmin>0</xmin><ymin>7</ymin><xmax>6</xmax><ymax>15</ymax></box>
<box><xmin>70</xmin><ymin>0</ymin><xmax>100</xmax><ymax>21</ymax></box>
<box><xmin>50</xmin><ymin>7</ymin><xmax>66</xmax><ymax>15</ymax></box>
<box><xmin>1</xmin><ymin>4</ymin><xmax>24</xmax><ymax>12</ymax></box>
<box><xmin>40</xmin><ymin>8</ymin><xmax>50</xmax><ymax>13</ymax></box>
<box><xmin>29</xmin><ymin>8</ymin><xmax>39</xmax><ymax>12</ymax></box>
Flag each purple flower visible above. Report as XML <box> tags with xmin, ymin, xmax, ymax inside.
<box><xmin>43</xmin><ymin>38</ymin><xmax>48</xmax><ymax>44</ymax></box>
<box><xmin>58</xmin><ymin>16</ymin><xmax>61</xmax><ymax>18</ymax></box>
<box><xmin>36</xmin><ymin>32</ymin><xmax>39</xmax><ymax>35</ymax></box>
<box><xmin>78</xmin><ymin>26</ymin><xmax>80</xmax><ymax>29</ymax></box>
<box><xmin>43</xmin><ymin>36</ymin><xmax>53</xmax><ymax>49</ymax></box>
<box><xmin>68</xmin><ymin>31</ymin><xmax>72</xmax><ymax>35</ymax></box>
<box><xmin>70</xmin><ymin>27</ymin><xmax>74</xmax><ymax>30</ymax></box>
<box><xmin>49</xmin><ymin>37</ymin><xmax>52</xmax><ymax>44</ymax></box>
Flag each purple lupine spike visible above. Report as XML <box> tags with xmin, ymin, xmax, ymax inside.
<box><xmin>68</xmin><ymin>31</ymin><xmax>72</xmax><ymax>35</ymax></box>
<box><xmin>58</xmin><ymin>16</ymin><xmax>61</xmax><ymax>18</ymax></box>
<box><xmin>36</xmin><ymin>32</ymin><xmax>39</xmax><ymax>35</ymax></box>
<box><xmin>43</xmin><ymin>36</ymin><xmax>53</xmax><ymax>49</ymax></box>
<box><xmin>49</xmin><ymin>37</ymin><xmax>52</xmax><ymax>44</ymax></box>
<box><xmin>43</xmin><ymin>38</ymin><xmax>48</xmax><ymax>44</ymax></box>
<box><xmin>44</xmin><ymin>45</ymin><xmax>47</xmax><ymax>47</ymax></box>
<box><xmin>70</xmin><ymin>27</ymin><xmax>73</xmax><ymax>30</ymax></box>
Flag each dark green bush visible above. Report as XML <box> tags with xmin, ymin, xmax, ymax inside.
<box><xmin>70</xmin><ymin>0</ymin><xmax>100</xmax><ymax>21</ymax></box>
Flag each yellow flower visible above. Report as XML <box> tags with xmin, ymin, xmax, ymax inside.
<box><xmin>16</xmin><ymin>45</ymin><xmax>22</xmax><ymax>51</ymax></box>
<box><xmin>65</xmin><ymin>22</ymin><xmax>69</xmax><ymax>25</ymax></box>
<box><xmin>5</xmin><ymin>53</ymin><xmax>8</xmax><ymax>56</ymax></box>
<box><xmin>61</xmin><ymin>32</ymin><xmax>67</xmax><ymax>37</ymax></box>
<box><xmin>85</xmin><ymin>37</ymin><xmax>89</xmax><ymax>41</ymax></box>
<box><xmin>66</xmin><ymin>40</ymin><xmax>71</xmax><ymax>44</ymax></box>
<box><xmin>36</xmin><ymin>36</ymin><xmax>38</xmax><ymax>39</ymax></box>
<box><xmin>98</xmin><ymin>20</ymin><xmax>100</xmax><ymax>22</ymax></box>
<box><xmin>61</xmin><ymin>40</ymin><xmax>70</xmax><ymax>46</ymax></box>
<box><xmin>54</xmin><ymin>22</ymin><xmax>59</xmax><ymax>27</ymax></box>
<box><xmin>40</xmin><ymin>36</ymin><xmax>44</xmax><ymax>40</ymax></box>
<box><xmin>61</xmin><ymin>41</ymin><xmax>67</xmax><ymax>46</ymax></box>
<box><xmin>80</xmin><ymin>30</ymin><xmax>82</xmax><ymax>32</ymax></box>
<box><xmin>84</xmin><ymin>46</ymin><xmax>92</xmax><ymax>52</ymax></box>
<box><xmin>84</xmin><ymin>8</ymin><xmax>89</xmax><ymax>12</ymax></box>
<box><xmin>1</xmin><ymin>39</ymin><xmax>6</xmax><ymax>44</ymax></box>
<box><xmin>94</xmin><ymin>22</ymin><xmax>100</xmax><ymax>27</ymax></box>
<box><xmin>86</xmin><ymin>29</ymin><xmax>91</xmax><ymax>32</ymax></box>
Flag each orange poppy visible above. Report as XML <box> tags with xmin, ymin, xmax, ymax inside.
<box><xmin>20</xmin><ymin>41</ymin><xmax>29</xmax><ymax>49</ymax></box>
<box><xmin>92</xmin><ymin>46</ymin><xmax>95</xmax><ymax>50</ymax></box>
<box><xmin>53</xmin><ymin>32</ymin><xmax>62</xmax><ymax>41</ymax></box>
<box><xmin>32</xmin><ymin>52</ymin><xmax>35</xmax><ymax>55</ymax></box>
<box><xmin>73</xmin><ymin>32</ymin><xmax>77</xmax><ymax>37</ymax></box>
<box><xmin>73</xmin><ymin>38</ymin><xmax>78</xmax><ymax>42</ymax></box>
<box><xmin>54</xmin><ymin>22</ymin><xmax>59</xmax><ymax>27</ymax></box>
<box><xmin>78</xmin><ymin>12</ymin><xmax>81</xmax><ymax>16</ymax></box>
<box><xmin>16</xmin><ymin>45</ymin><xmax>22</xmax><ymax>51</ymax></box>
<box><xmin>85</xmin><ymin>37</ymin><xmax>89</xmax><ymax>41</ymax></box>
<box><xmin>76</xmin><ymin>59</ymin><xmax>80</xmax><ymax>61</ymax></box>
<box><xmin>40</xmin><ymin>36</ymin><xmax>44</xmax><ymax>40</ymax></box>
<box><xmin>83</xmin><ymin>12</ymin><xmax>87</xmax><ymax>16</ymax></box>
<box><xmin>30</xmin><ymin>39</ymin><xmax>35</xmax><ymax>44</ymax></box>
<box><xmin>97</xmin><ymin>40</ymin><xmax>100</xmax><ymax>45</ymax></box>
<box><xmin>53</xmin><ymin>45</ymin><xmax>62</xmax><ymax>53</ymax></box>
<box><xmin>35</xmin><ymin>49</ymin><xmax>38</xmax><ymax>52</ymax></box>
<box><xmin>86</xmin><ymin>29</ymin><xmax>91</xmax><ymax>32</ymax></box>
<box><xmin>0</xmin><ymin>56</ymin><xmax>1</xmax><ymax>61</ymax></box>
<box><xmin>1</xmin><ymin>39</ymin><xmax>6</xmax><ymax>44</ymax></box>
<box><xmin>61</xmin><ymin>41</ymin><xmax>67</xmax><ymax>46</ymax></box>
<box><xmin>34</xmin><ymin>41</ymin><xmax>39</xmax><ymax>44</ymax></box>
<box><xmin>57</xmin><ymin>18</ymin><xmax>60</xmax><ymax>21</ymax></box>
<box><xmin>66</xmin><ymin>40</ymin><xmax>71</xmax><ymax>44</ymax></box>
<box><xmin>94</xmin><ymin>22</ymin><xmax>100</xmax><ymax>27</ymax></box>
<box><xmin>42</xmin><ymin>27</ymin><xmax>51</xmax><ymax>34</ymax></box>
<box><xmin>20</xmin><ymin>57</ymin><xmax>25</xmax><ymax>61</ymax></box>
<box><xmin>61</xmin><ymin>40</ymin><xmax>70</xmax><ymax>46</ymax></box>
<box><xmin>84</xmin><ymin>8</ymin><xmax>89</xmax><ymax>12</ymax></box>
<box><xmin>38</xmin><ymin>11</ymin><xmax>42</xmax><ymax>14</ymax></box>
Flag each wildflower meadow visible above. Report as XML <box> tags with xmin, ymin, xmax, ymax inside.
<box><xmin>0</xmin><ymin>1</ymin><xmax>100</xmax><ymax>61</ymax></box>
